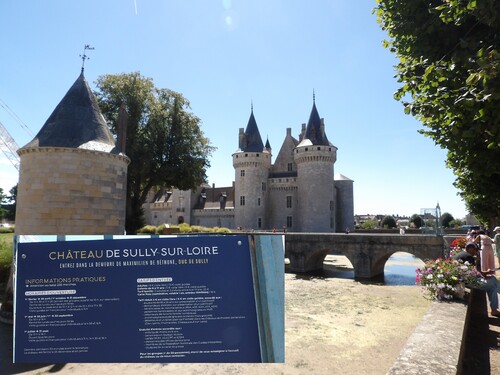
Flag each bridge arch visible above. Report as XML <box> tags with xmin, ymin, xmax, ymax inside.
<box><xmin>285</xmin><ymin>233</ymin><xmax>444</xmax><ymax>279</ymax></box>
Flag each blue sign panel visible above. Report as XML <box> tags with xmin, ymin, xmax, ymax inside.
<box><xmin>14</xmin><ymin>235</ymin><xmax>262</xmax><ymax>363</ymax></box>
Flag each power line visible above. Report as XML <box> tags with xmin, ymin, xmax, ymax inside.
<box><xmin>0</xmin><ymin>119</ymin><xmax>20</xmax><ymax>171</ymax></box>
<box><xmin>0</xmin><ymin>97</ymin><xmax>34</xmax><ymax>138</ymax></box>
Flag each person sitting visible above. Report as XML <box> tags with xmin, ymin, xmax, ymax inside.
<box><xmin>453</xmin><ymin>242</ymin><xmax>500</xmax><ymax>317</ymax></box>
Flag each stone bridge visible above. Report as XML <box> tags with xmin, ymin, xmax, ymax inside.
<box><xmin>284</xmin><ymin>233</ymin><xmax>447</xmax><ymax>279</ymax></box>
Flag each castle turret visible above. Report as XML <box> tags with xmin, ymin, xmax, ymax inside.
<box><xmin>293</xmin><ymin>99</ymin><xmax>337</xmax><ymax>232</ymax></box>
<box><xmin>232</xmin><ymin>107</ymin><xmax>271</xmax><ymax>229</ymax></box>
<box><xmin>15</xmin><ymin>72</ymin><xmax>130</xmax><ymax>234</ymax></box>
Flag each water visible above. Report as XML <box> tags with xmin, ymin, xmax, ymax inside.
<box><xmin>384</xmin><ymin>252</ymin><xmax>424</xmax><ymax>286</ymax></box>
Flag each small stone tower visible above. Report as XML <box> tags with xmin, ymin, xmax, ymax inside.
<box><xmin>294</xmin><ymin>99</ymin><xmax>337</xmax><ymax>232</ymax></box>
<box><xmin>232</xmin><ymin>107</ymin><xmax>271</xmax><ymax>229</ymax></box>
<box><xmin>334</xmin><ymin>173</ymin><xmax>354</xmax><ymax>232</ymax></box>
<box><xmin>15</xmin><ymin>72</ymin><xmax>130</xmax><ymax>235</ymax></box>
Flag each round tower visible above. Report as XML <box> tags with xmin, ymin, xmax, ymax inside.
<box><xmin>15</xmin><ymin>72</ymin><xmax>130</xmax><ymax>235</ymax></box>
<box><xmin>232</xmin><ymin>108</ymin><xmax>271</xmax><ymax>230</ymax></box>
<box><xmin>294</xmin><ymin>100</ymin><xmax>337</xmax><ymax>232</ymax></box>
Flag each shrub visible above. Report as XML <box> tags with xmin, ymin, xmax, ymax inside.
<box><xmin>178</xmin><ymin>223</ymin><xmax>192</xmax><ymax>233</ymax></box>
<box><xmin>137</xmin><ymin>225</ymin><xmax>157</xmax><ymax>234</ymax></box>
<box><xmin>449</xmin><ymin>219</ymin><xmax>464</xmax><ymax>228</ymax></box>
<box><xmin>0</xmin><ymin>226</ymin><xmax>14</xmax><ymax>234</ymax></box>
<box><xmin>0</xmin><ymin>237</ymin><xmax>13</xmax><ymax>278</ymax></box>
<box><xmin>361</xmin><ymin>220</ymin><xmax>377</xmax><ymax>229</ymax></box>
<box><xmin>215</xmin><ymin>227</ymin><xmax>231</xmax><ymax>234</ymax></box>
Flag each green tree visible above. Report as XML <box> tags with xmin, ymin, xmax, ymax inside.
<box><xmin>5</xmin><ymin>184</ymin><xmax>17</xmax><ymax>221</ymax></box>
<box><xmin>361</xmin><ymin>220</ymin><xmax>378</xmax><ymax>229</ymax></box>
<box><xmin>381</xmin><ymin>215</ymin><xmax>397</xmax><ymax>229</ymax></box>
<box><xmin>440</xmin><ymin>212</ymin><xmax>455</xmax><ymax>228</ymax></box>
<box><xmin>0</xmin><ymin>188</ymin><xmax>7</xmax><ymax>220</ymax></box>
<box><xmin>410</xmin><ymin>213</ymin><xmax>424</xmax><ymax>228</ymax></box>
<box><xmin>375</xmin><ymin>0</ymin><xmax>500</xmax><ymax>227</ymax></box>
<box><xmin>449</xmin><ymin>219</ymin><xmax>464</xmax><ymax>228</ymax></box>
<box><xmin>95</xmin><ymin>72</ymin><xmax>214</xmax><ymax>234</ymax></box>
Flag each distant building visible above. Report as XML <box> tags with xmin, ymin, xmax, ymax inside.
<box><xmin>144</xmin><ymin>99</ymin><xmax>354</xmax><ymax>232</ymax></box>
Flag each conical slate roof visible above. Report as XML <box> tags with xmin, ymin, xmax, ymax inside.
<box><xmin>265</xmin><ymin>137</ymin><xmax>271</xmax><ymax>150</ymax></box>
<box><xmin>242</xmin><ymin>109</ymin><xmax>264</xmax><ymax>152</ymax></box>
<box><xmin>304</xmin><ymin>101</ymin><xmax>330</xmax><ymax>146</ymax></box>
<box><xmin>21</xmin><ymin>72</ymin><xmax>120</xmax><ymax>154</ymax></box>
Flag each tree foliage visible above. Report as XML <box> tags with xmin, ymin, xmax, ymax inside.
<box><xmin>410</xmin><ymin>213</ymin><xmax>424</xmax><ymax>228</ymax></box>
<box><xmin>449</xmin><ymin>218</ymin><xmax>464</xmax><ymax>228</ymax></box>
<box><xmin>95</xmin><ymin>72</ymin><xmax>214</xmax><ymax>234</ymax></box>
<box><xmin>361</xmin><ymin>220</ymin><xmax>378</xmax><ymax>229</ymax></box>
<box><xmin>381</xmin><ymin>215</ymin><xmax>397</xmax><ymax>228</ymax></box>
<box><xmin>440</xmin><ymin>212</ymin><xmax>455</xmax><ymax>227</ymax></box>
<box><xmin>375</xmin><ymin>0</ymin><xmax>500</xmax><ymax>226</ymax></box>
<box><xmin>0</xmin><ymin>188</ymin><xmax>7</xmax><ymax>220</ymax></box>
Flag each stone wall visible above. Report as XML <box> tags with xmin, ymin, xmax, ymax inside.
<box><xmin>15</xmin><ymin>147</ymin><xmax>129</xmax><ymax>235</ymax></box>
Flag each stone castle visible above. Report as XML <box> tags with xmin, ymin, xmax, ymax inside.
<box><xmin>144</xmin><ymin>99</ymin><xmax>354</xmax><ymax>232</ymax></box>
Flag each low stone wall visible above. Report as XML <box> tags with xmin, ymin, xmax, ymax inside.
<box><xmin>387</xmin><ymin>289</ymin><xmax>488</xmax><ymax>375</ymax></box>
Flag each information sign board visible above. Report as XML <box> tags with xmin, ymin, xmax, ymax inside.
<box><xmin>14</xmin><ymin>235</ymin><xmax>262</xmax><ymax>363</ymax></box>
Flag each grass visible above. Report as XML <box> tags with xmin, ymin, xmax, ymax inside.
<box><xmin>0</xmin><ymin>233</ymin><xmax>14</xmax><ymax>282</ymax></box>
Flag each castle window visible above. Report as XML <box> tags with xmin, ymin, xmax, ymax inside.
<box><xmin>286</xmin><ymin>196</ymin><xmax>292</xmax><ymax>208</ymax></box>
<box><xmin>305</xmin><ymin>147</ymin><xmax>308</xmax><ymax>151</ymax></box>
<box><xmin>240</xmin><ymin>170</ymin><xmax>245</xmax><ymax>177</ymax></box>
<box><xmin>256</xmin><ymin>153</ymin><xmax>259</xmax><ymax>157</ymax></box>
<box><xmin>329</xmin><ymin>147</ymin><xmax>331</xmax><ymax>151</ymax></box>
<box><xmin>257</xmin><ymin>197</ymin><xmax>261</xmax><ymax>206</ymax></box>
<box><xmin>317</xmin><ymin>147</ymin><xmax>321</xmax><ymax>150</ymax></box>
<box><xmin>240</xmin><ymin>196</ymin><xmax>245</xmax><ymax>206</ymax></box>
<box><xmin>287</xmin><ymin>216</ymin><xmax>293</xmax><ymax>228</ymax></box>
<box><xmin>258</xmin><ymin>218</ymin><xmax>262</xmax><ymax>228</ymax></box>
<box><xmin>287</xmin><ymin>163</ymin><xmax>293</xmax><ymax>172</ymax></box>
<box><xmin>245</xmin><ymin>153</ymin><xmax>248</xmax><ymax>157</ymax></box>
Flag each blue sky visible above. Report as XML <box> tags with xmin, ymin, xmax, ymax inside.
<box><xmin>0</xmin><ymin>0</ymin><xmax>467</xmax><ymax>218</ymax></box>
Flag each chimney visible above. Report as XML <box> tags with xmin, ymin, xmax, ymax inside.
<box><xmin>300</xmin><ymin>123</ymin><xmax>306</xmax><ymax>141</ymax></box>
<box><xmin>117</xmin><ymin>103</ymin><xmax>128</xmax><ymax>153</ymax></box>
<box><xmin>238</xmin><ymin>128</ymin><xmax>245</xmax><ymax>149</ymax></box>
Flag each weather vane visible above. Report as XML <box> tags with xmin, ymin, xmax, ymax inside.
<box><xmin>80</xmin><ymin>44</ymin><xmax>95</xmax><ymax>73</ymax></box>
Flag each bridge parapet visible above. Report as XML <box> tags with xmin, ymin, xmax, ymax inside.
<box><xmin>285</xmin><ymin>233</ymin><xmax>445</xmax><ymax>279</ymax></box>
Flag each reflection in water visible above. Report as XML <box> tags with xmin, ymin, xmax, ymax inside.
<box><xmin>286</xmin><ymin>252</ymin><xmax>425</xmax><ymax>286</ymax></box>
<box><xmin>384</xmin><ymin>252</ymin><xmax>424</xmax><ymax>286</ymax></box>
